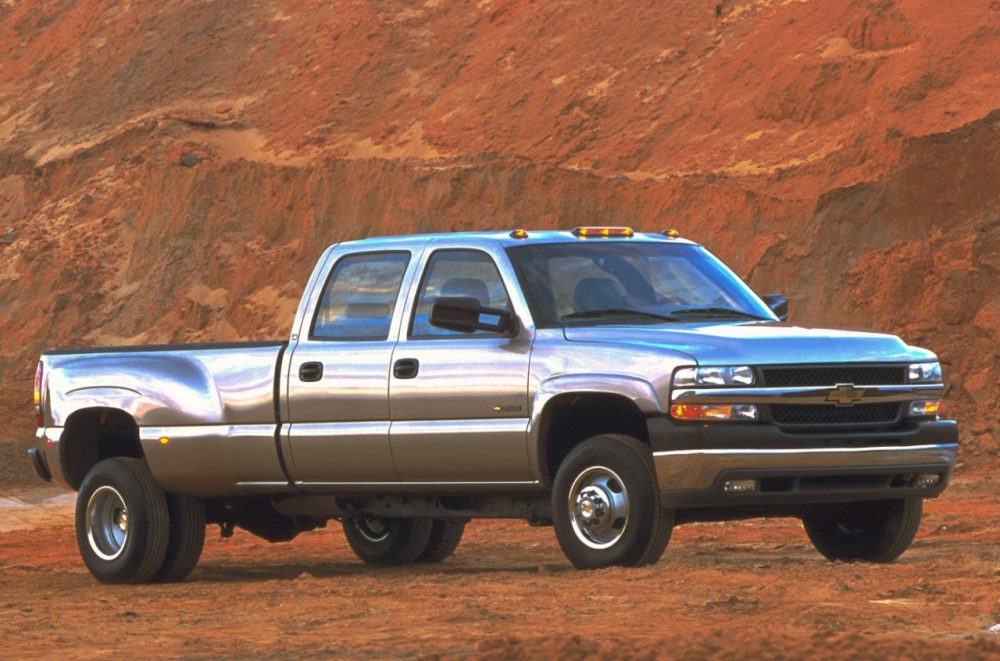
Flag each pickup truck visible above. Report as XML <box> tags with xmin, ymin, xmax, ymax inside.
<box><xmin>29</xmin><ymin>227</ymin><xmax>958</xmax><ymax>583</ymax></box>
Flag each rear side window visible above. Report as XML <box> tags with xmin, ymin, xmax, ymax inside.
<box><xmin>410</xmin><ymin>250</ymin><xmax>511</xmax><ymax>338</ymax></box>
<box><xmin>311</xmin><ymin>252</ymin><xmax>410</xmax><ymax>340</ymax></box>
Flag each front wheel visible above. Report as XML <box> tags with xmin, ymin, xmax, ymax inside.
<box><xmin>342</xmin><ymin>516</ymin><xmax>433</xmax><ymax>566</ymax></box>
<box><xmin>75</xmin><ymin>458</ymin><xmax>171</xmax><ymax>584</ymax></box>
<box><xmin>552</xmin><ymin>434</ymin><xmax>673</xmax><ymax>569</ymax></box>
<box><xmin>802</xmin><ymin>498</ymin><xmax>923</xmax><ymax>563</ymax></box>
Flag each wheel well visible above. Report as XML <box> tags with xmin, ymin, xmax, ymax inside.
<box><xmin>540</xmin><ymin>393</ymin><xmax>650</xmax><ymax>484</ymax></box>
<box><xmin>61</xmin><ymin>408</ymin><xmax>143</xmax><ymax>490</ymax></box>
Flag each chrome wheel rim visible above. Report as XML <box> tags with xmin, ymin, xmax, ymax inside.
<box><xmin>353</xmin><ymin>517</ymin><xmax>391</xmax><ymax>544</ymax></box>
<box><xmin>86</xmin><ymin>486</ymin><xmax>129</xmax><ymax>561</ymax></box>
<box><xmin>568</xmin><ymin>465</ymin><xmax>630</xmax><ymax>549</ymax></box>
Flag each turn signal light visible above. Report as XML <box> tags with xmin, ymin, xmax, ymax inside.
<box><xmin>670</xmin><ymin>403</ymin><xmax>758</xmax><ymax>421</ymax></box>
<box><xmin>908</xmin><ymin>400</ymin><xmax>941</xmax><ymax>417</ymax></box>
<box><xmin>572</xmin><ymin>226</ymin><xmax>635</xmax><ymax>238</ymax></box>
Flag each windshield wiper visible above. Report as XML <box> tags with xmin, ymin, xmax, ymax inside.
<box><xmin>561</xmin><ymin>308</ymin><xmax>680</xmax><ymax>322</ymax></box>
<box><xmin>669</xmin><ymin>306</ymin><xmax>770</xmax><ymax>320</ymax></box>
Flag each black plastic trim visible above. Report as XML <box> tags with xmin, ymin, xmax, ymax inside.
<box><xmin>661</xmin><ymin>462</ymin><xmax>950</xmax><ymax>508</ymax></box>
<box><xmin>27</xmin><ymin>448</ymin><xmax>52</xmax><ymax>482</ymax></box>
<box><xmin>647</xmin><ymin>417</ymin><xmax>958</xmax><ymax>452</ymax></box>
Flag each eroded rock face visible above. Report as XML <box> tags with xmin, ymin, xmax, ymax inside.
<box><xmin>0</xmin><ymin>1</ymin><xmax>996</xmax><ymax>472</ymax></box>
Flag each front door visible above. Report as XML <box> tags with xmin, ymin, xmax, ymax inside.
<box><xmin>389</xmin><ymin>248</ymin><xmax>533</xmax><ymax>482</ymax></box>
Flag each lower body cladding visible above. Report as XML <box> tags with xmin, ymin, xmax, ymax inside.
<box><xmin>648</xmin><ymin>418</ymin><xmax>958</xmax><ymax>522</ymax></box>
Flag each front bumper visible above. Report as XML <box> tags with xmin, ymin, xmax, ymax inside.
<box><xmin>648</xmin><ymin>418</ymin><xmax>958</xmax><ymax>507</ymax></box>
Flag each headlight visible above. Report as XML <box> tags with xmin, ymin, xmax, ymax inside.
<box><xmin>673</xmin><ymin>366</ymin><xmax>754</xmax><ymax>387</ymax></box>
<box><xmin>908</xmin><ymin>362</ymin><xmax>942</xmax><ymax>383</ymax></box>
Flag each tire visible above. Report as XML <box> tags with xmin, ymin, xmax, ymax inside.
<box><xmin>552</xmin><ymin>434</ymin><xmax>673</xmax><ymax>569</ymax></box>
<box><xmin>342</xmin><ymin>516</ymin><xmax>434</xmax><ymax>566</ymax></box>
<box><xmin>75</xmin><ymin>458</ymin><xmax>170</xmax><ymax>584</ymax></box>
<box><xmin>417</xmin><ymin>519</ymin><xmax>466</xmax><ymax>563</ymax></box>
<box><xmin>154</xmin><ymin>494</ymin><xmax>206</xmax><ymax>582</ymax></box>
<box><xmin>803</xmin><ymin>498</ymin><xmax>923</xmax><ymax>563</ymax></box>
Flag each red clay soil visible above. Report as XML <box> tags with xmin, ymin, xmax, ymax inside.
<box><xmin>1</xmin><ymin>478</ymin><xmax>998</xmax><ymax>659</ymax></box>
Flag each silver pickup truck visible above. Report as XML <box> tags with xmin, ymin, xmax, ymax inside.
<box><xmin>29</xmin><ymin>228</ymin><xmax>958</xmax><ymax>583</ymax></box>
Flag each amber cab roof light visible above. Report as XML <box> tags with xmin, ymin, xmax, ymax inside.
<box><xmin>572</xmin><ymin>226</ymin><xmax>635</xmax><ymax>238</ymax></box>
<box><xmin>509</xmin><ymin>229</ymin><xmax>529</xmax><ymax>239</ymax></box>
<box><xmin>662</xmin><ymin>229</ymin><xmax>680</xmax><ymax>238</ymax></box>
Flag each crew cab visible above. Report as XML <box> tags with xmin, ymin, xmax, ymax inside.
<box><xmin>29</xmin><ymin>228</ymin><xmax>958</xmax><ymax>583</ymax></box>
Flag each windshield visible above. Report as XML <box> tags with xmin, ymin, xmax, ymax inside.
<box><xmin>505</xmin><ymin>241</ymin><xmax>776</xmax><ymax>327</ymax></box>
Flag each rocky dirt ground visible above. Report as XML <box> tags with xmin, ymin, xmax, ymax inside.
<box><xmin>1</xmin><ymin>478</ymin><xmax>998</xmax><ymax>659</ymax></box>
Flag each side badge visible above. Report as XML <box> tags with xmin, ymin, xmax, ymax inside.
<box><xmin>493</xmin><ymin>404</ymin><xmax>523</xmax><ymax>413</ymax></box>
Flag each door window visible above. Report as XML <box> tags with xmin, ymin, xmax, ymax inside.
<box><xmin>410</xmin><ymin>250</ymin><xmax>511</xmax><ymax>338</ymax></box>
<box><xmin>311</xmin><ymin>252</ymin><xmax>410</xmax><ymax>340</ymax></box>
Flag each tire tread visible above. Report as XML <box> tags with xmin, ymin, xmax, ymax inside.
<box><xmin>155</xmin><ymin>494</ymin><xmax>206</xmax><ymax>582</ymax></box>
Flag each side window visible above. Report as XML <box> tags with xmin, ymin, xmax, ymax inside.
<box><xmin>311</xmin><ymin>252</ymin><xmax>410</xmax><ymax>340</ymax></box>
<box><xmin>411</xmin><ymin>250</ymin><xmax>511</xmax><ymax>338</ymax></box>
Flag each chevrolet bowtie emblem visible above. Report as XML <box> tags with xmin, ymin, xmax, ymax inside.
<box><xmin>827</xmin><ymin>383</ymin><xmax>865</xmax><ymax>407</ymax></box>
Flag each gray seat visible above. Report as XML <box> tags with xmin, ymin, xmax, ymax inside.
<box><xmin>440</xmin><ymin>277</ymin><xmax>490</xmax><ymax>306</ymax></box>
<box><xmin>572</xmin><ymin>277</ymin><xmax>623</xmax><ymax>313</ymax></box>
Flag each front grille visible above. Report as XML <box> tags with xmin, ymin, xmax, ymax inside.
<box><xmin>761</xmin><ymin>365</ymin><xmax>906</xmax><ymax>387</ymax></box>
<box><xmin>770</xmin><ymin>402</ymin><xmax>902</xmax><ymax>426</ymax></box>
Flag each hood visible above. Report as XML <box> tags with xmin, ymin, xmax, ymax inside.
<box><xmin>562</xmin><ymin>322</ymin><xmax>933</xmax><ymax>366</ymax></box>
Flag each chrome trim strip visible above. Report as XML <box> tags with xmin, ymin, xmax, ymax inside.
<box><xmin>296</xmin><ymin>480</ymin><xmax>541</xmax><ymax>487</ymax></box>
<box><xmin>389</xmin><ymin>419</ymin><xmax>530</xmax><ymax>435</ymax></box>
<box><xmin>652</xmin><ymin>443</ymin><xmax>958</xmax><ymax>491</ymax></box>
<box><xmin>670</xmin><ymin>383</ymin><xmax>944</xmax><ymax>405</ymax></box>
<box><xmin>236</xmin><ymin>482</ymin><xmax>292</xmax><ymax>487</ymax></box>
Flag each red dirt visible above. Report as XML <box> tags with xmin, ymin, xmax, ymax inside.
<box><xmin>0</xmin><ymin>2</ymin><xmax>998</xmax><ymax>657</ymax></box>
<box><xmin>1</xmin><ymin>478</ymin><xmax>999</xmax><ymax>659</ymax></box>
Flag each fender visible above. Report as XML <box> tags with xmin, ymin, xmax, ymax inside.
<box><xmin>527</xmin><ymin>373</ymin><xmax>663</xmax><ymax>482</ymax></box>
<box><xmin>47</xmin><ymin>354</ymin><xmax>224</xmax><ymax>427</ymax></box>
<box><xmin>44</xmin><ymin>346</ymin><xmax>283</xmax><ymax>428</ymax></box>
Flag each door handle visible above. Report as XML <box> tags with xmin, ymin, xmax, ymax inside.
<box><xmin>298</xmin><ymin>361</ymin><xmax>324</xmax><ymax>382</ymax></box>
<box><xmin>393</xmin><ymin>358</ymin><xmax>419</xmax><ymax>379</ymax></box>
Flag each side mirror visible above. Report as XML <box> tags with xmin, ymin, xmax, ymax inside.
<box><xmin>762</xmin><ymin>294</ymin><xmax>789</xmax><ymax>322</ymax></box>
<box><xmin>429</xmin><ymin>297</ymin><xmax>517</xmax><ymax>335</ymax></box>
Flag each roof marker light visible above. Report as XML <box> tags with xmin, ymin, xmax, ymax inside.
<box><xmin>662</xmin><ymin>229</ymin><xmax>680</xmax><ymax>238</ymax></box>
<box><xmin>572</xmin><ymin>226</ymin><xmax>634</xmax><ymax>238</ymax></box>
<box><xmin>509</xmin><ymin>229</ymin><xmax>529</xmax><ymax>239</ymax></box>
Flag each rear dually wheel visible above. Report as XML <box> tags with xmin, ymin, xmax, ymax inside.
<box><xmin>75</xmin><ymin>458</ymin><xmax>170</xmax><ymax>584</ymax></box>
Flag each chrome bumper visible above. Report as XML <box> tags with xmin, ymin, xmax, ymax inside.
<box><xmin>653</xmin><ymin>442</ymin><xmax>958</xmax><ymax>492</ymax></box>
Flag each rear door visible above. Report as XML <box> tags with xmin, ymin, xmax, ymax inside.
<box><xmin>389</xmin><ymin>244</ymin><xmax>534</xmax><ymax>482</ymax></box>
<box><xmin>284</xmin><ymin>248</ymin><xmax>420</xmax><ymax>483</ymax></box>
